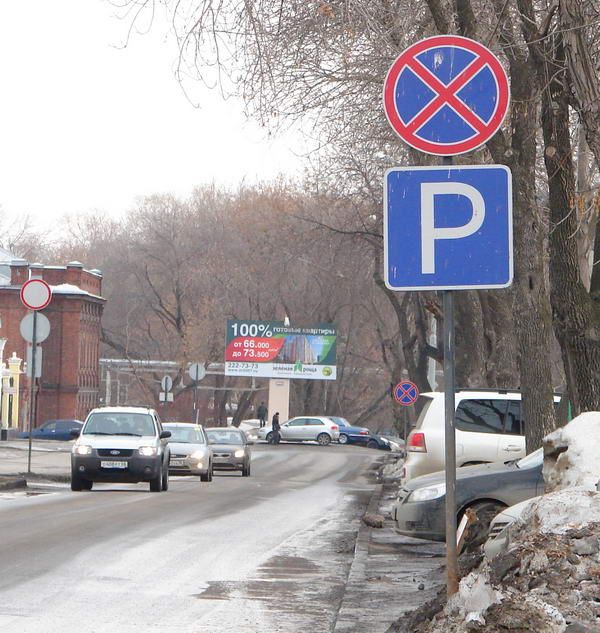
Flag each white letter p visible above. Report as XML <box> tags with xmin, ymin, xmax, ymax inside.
<box><xmin>420</xmin><ymin>182</ymin><xmax>485</xmax><ymax>275</ymax></box>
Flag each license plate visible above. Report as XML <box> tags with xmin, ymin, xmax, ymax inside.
<box><xmin>100</xmin><ymin>460</ymin><xmax>128</xmax><ymax>469</ymax></box>
<box><xmin>170</xmin><ymin>459</ymin><xmax>186</xmax><ymax>466</ymax></box>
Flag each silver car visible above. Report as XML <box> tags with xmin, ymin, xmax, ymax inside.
<box><xmin>257</xmin><ymin>416</ymin><xmax>340</xmax><ymax>445</ymax></box>
<box><xmin>205</xmin><ymin>427</ymin><xmax>251</xmax><ymax>476</ymax></box>
<box><xmin>164</xmin><ymin>423</ymin><xmax>213</xmax><ymax>482</ymax></box>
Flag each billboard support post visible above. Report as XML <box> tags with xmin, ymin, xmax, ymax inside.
<box><xmin>268</xmin><ymin>378</ymin><xmax>290</xmax><ymax>423</ymax></box>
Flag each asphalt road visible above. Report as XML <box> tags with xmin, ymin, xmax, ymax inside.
<box><xmin>0</xmin><ymin>444</ymin><xmax>378</xmax><ymax>633</ymax></box>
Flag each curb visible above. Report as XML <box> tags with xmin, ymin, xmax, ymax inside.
<box><xmin>0</xmin><ymin>476</ymin><xmax>27</xmax><ymax>491</ymax></box>
<box><xmin>333</xmin><ymin>482</ymin><xmax>384</xmax><ymax>633</ymax></box>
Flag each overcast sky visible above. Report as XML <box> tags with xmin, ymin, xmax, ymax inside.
<box><xmin>0</xmin><ymin>1</ymin><xmax>304</xmax><ymax>230</ymax></box>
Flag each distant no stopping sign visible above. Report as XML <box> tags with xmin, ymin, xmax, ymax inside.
<box><xmin>383</xmin><ymin>35</ymin><xmax>510</xmax><ymax>156</ymax></box>
<box><xmin>394</xmin><ymin>381</ymin><xmax>419</xmax><ymax>406</ymax></box>
<box><xmin>20</xmin><ymin>279</ymin><xmax>52</xmax><ymax>311</ymax></box>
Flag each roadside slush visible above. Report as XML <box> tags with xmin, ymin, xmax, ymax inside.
<box><xmin>0</xmin><ymin>439</ymin><xmax>72</xmax><ymax>486</ymax></box>
<box><xmin>334</xmin><ymin>455</ymin><xmax>444</xmax><ymax>633</ymax></box>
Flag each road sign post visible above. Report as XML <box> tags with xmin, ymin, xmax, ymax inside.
<box><xmin>394</xmin><ymin>380</ymin><xmax>420</xmax><ymax>446</ymax></box>
<box><xmin>383</xmin><ymin>36</ymin><xmax>511</xmax><ymax>597</ymax></box>
<box><xmin>188</xmin><ymin>363</ymin><xmax>206</xmax><ymax>424</ymax></box>
<box><xmin>20</xmin><ymin>278</ymin><xmax>52</xmax><ymax>474</ymax></box>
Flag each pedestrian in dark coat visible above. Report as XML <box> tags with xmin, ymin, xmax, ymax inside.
<box><xmin>271</xmin><ymin>412</ymin><xmax>281</xmax><ymax>445</ymax></box>
<box><xmin>257</xmin><ymin>402</ymin><xmax>268</xmax><ymax>428</ymax></box>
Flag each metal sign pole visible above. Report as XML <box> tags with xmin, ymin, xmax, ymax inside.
<box><xmin>443</xmin><ymin>289</ymin><xmax>458</xmax><ymax>595</ymax></box>
<box><xmin>442</xmin><ymin>154</ymin><xmax>459</xmax><ymax>596</ymax></box>
<box><xmin>27</xmin><ymin>310</ymin><xmax>38</xmax><ymax>474</ymax></box>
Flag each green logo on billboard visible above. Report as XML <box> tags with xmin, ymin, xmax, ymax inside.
<box><xmin>294</xmin><ymin>361</ymin><xmax>303</xmax><ymax>372</ymax></box>
<box><xmin>322</xmin><ymin>367</ymin><xmax>332</xmax><ymax>377</ymax></box>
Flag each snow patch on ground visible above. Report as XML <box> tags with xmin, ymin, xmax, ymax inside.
<box><xmin>448</xmin><ymin>570</ymin><xmax>503</xmax><ymax>625</ymax></box>
<box><xmin>523</xmin><ymin>487</ymin><xmax>600</xmax><ymax>534</ymax></box>
<box><xmin>543</xmin><ymin>412</ymin><xmax>600</xmax><ymax>492</ymax></box>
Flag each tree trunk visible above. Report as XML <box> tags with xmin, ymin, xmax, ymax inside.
<box><xmin>492</xmin><ymin>55</ymin><xmax>557</xmax><ymax>452</ymax></box>
<box><xmin>540</xmin><ymin>38</ymin><xmax>600</xmax><ymax>419</ymax></box>
<box><xmin>559</xmin><ymin>0</ymin><xmax>600</xmax><ymax>168</ymax></box>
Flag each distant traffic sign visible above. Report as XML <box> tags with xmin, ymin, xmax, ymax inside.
<box><xmin>161</xmin><ymin>375</ymin><xmax>173</xmax><ymax>392</ymax></box>
<box><xmin>383</xmin><ymin>35</ymin><xmax>509</xmax><ymax>156</ymax></box>
<box><xmin>384</xmin><ymin>165</ymin><xmax>513</xmax><ymax>290</ymax></box>
<box><xmin>20</xmin><ymin>313</ymin><xmax>51</xmax><ymax>344</ymax></box>
<box><xmin>20</xmin><ymin>279</ymin><xmax>52</xmax><ymax>311</ymax></box>
<box><xmin>394</xmin><ymin>381</ymin><xmax>419</xmax><ymax>406</ymax></box>
<box><xmin>188</xmin><ymin>363</ymin><xmax>206</xmax><ymax>382</ymax></box>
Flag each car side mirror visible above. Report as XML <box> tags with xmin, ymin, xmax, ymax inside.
<box><xmin>160</xmin><ymin>431</ymin><xmax>171</xmax><ymax>439</ymax></box>
<box><xmin>70</xmin><ymin>429</ymin><xmax>81</xmax><ymax>438</ymax></box>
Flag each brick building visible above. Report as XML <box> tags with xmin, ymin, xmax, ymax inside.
<box><xmin>0</xmin><ymin>252</ymin><xmax>105</xmax><ymax>428</ymax></box>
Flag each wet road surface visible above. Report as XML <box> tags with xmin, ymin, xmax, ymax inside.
<box><xmin>0</xmin><ymin>444</ymin><xmax>377</xmax><ymax>633</ymax></box>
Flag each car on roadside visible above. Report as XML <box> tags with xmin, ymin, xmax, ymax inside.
<box><xmin>392</xmin><ymin>448</ymin><xmax>544</xmax><ymax>549</ymax></box>
<box><xmin>70</xmin><ymin>406</ymin><xmax>171</xmax><ymax>492</ymax></box>
<box><xmin>206</xmin><ymin>427</ymin><xmax>251</xmax><ymax>476</ymax></box>
<box><xmin>164</xmin><ymin>422</ymin><xmax>213</xmax><ymax>482</ymax></box>
<box><xmin>328</xmin><ymin>416</ymin><xmax>370</xmax><ymax>445</ymax></box>
<box><xmin>483</xmin><ymin>496</ymin><xmax>540</xmax><ymax>559</ymax></box>
<box><xmin>19</xmin><ymin>419</ymin><xmax>83</xmax><ymax>441</ymax></box>
<box><xmin>365</xmin><ymin>433</ymin><xmax>394</xmax><ymax>451</ymax></box>
<box><xmin>257</xmin><ymin>416</ymin><xmax>340</xmax><ymax>446</ymax></box>
<box><xmin>402</xmin><ymin>390</ymin><xmax>561</xmax><ymax>483</ymax></box>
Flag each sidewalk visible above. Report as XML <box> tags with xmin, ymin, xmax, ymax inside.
<box><xmin>333</xmin><ymin>465</ymin><xmax>444</xmax><ymax>633</ymax></box>
<box><xmin>0</xmin><ymin>440</ymin><xmax>71</xmax><ymax>483</ymax></box>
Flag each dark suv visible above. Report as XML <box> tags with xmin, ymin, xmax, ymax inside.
<box><xmin>71</xmin><ymin>406</ymin><xmax>171</xmax><ymax>492</ymax></box>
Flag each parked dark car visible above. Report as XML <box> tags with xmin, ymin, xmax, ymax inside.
<box><xmin>392</xmin><ymin>449</ymin><xmax>544</xmax><ymax>547</ymax></box>
<box><xmin>365</xmin><ymin>433</ymin><xmax>393</xmax><ymax>450</ymax></box>
<box><xmin>19</xmin><ymin>419</ymin><xmax>83</xmax><ymax>441</ymax></box>
<box><xmin>328</xmin><ymin>417</ymin><xmax>370</xmax><ymax>445</ymax></box>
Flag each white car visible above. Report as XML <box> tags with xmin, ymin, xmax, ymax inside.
<box><xmin>163</xmin><ymin>423</ymin><xmax>213</xmax><ymax>481</ymax></box>
<box><xmin>258</xmin><ymin>416</ymin><xmax>340</xmax><ymax>445</ymax></box>
<box><xmin>484</xmin><ymin>497</ymin><xmax>539</xmax><ymax>559</ymax></box>
<box><xmin>402</xmin><ymin>391</ymin><xmax>561</xmax><ymax>483</ymax></box>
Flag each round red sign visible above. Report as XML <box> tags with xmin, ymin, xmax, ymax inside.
<box><xmin>383</xmin><ymin>35</ymin><xmax>510</xmax><ymax>156</ymax></box>
<box><xmin>20</xmin><ymin>279</ymin><xmax>52</xmax><ymax>311</ymax></box>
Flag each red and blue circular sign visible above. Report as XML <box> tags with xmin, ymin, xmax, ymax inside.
<box><xmin>394</xmin><ymin>381</ymin><xmax>420</xmax><ymax>406</ymax></box>
<box><xmin>383</xmin><ymin>36</ymin><xmax>510</xmax><ymax>156</ymax></box>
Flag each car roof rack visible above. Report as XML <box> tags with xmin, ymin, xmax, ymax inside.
<box><xmin>453</xmin><ymin>388</ymin><xmax>564</xmax><ymax>396</ymax></box>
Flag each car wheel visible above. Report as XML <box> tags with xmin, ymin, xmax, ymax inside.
<box><xmin>208</xmin><ymin>464</ymin><xmax>213</xmax><ymax>481</ymax></box>
<box><xmin>71</xmin><ymin>473</ymin><xmax>83</xmax><ymax>491</ymax></box>
<box><xmin>82</xmin><ymin>479</ymin><xmax>93</xmax><ymax>491</ymax></box>
<box><xmin>149</xmin><ymin>470</ymin><xmax>162</xmax><ymax>492</ymax></box>
<box><xmin>162</xmin><ymin>465</ymin><xmax>169</xmax><ymax>491</ymax></box>
<box><xmin>200</xmin><ymin>469</ymin><xmax>210</xmax><ymax>482</ymax></box>
<box><xmin>339</xmin><ymin>434</ymin><xmax>349</xmax><ymax>445</ymax></box>
<box><xmin>317</xmin><ymin>433</ymin><xmax>331</xmax><ymax>446</ymax></box>
<box><xmin>242</xmin><ymin>462</ymin><xmax>251</xmax><ymax>477</ymax></box>
<box><xmin>266</xmin><ymin>432</ymin><xmax>273</xmax><ymax>443</ymax></box>
<box><xmin>367</xmin><ymin>439</ymin><xmax>379</xmax><ymax>449</ymax></box>
<box><xmin>460</xmin><ymin>501</ymin><xmax>506</xmax><ymax>554</ymax></box>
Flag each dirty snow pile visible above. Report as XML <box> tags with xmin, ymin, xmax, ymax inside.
<box><xmin>405</xmin><ymin>414</ymin><xmax>600</xmax><ymax>633</ymax></box>
<box><xmin>382</xmin><ymin>455</ymin><xmax>405</xmax><ymax>481</ymax></box>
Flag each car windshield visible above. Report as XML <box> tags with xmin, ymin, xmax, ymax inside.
<box><xmin>83</xmin><ymin>413</ymin><xmax>156</xmax><ymax>437</ymax></box>
<box><xmin>206</xmin><ymin>430</ymin><xmax>244</xmax><ymax>445</ymax></box>
<box><xmin>165</xmin><ymin>426</ymin><xmax>205</xmax><ymax>444</ymax></box>
<box><xmin>516</xmin><ymin>447</ymin><xmax>543</xmax><ymax>469</ymax></box>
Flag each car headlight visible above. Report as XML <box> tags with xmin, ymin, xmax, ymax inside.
<box><xmin>138</xmin><ymin>446</ymin><xmax>158</xmax><ymax>456</ymax></box>
<box><xmin>191</xmin><ymin>451</ymin><xmax>205</xmax><ymax>460</ymax></box>
<box><xmin>380</xmin><ymin>438</ymin><xmax>390</xmax><ymax>444</ymax></box>
<box><xmin>234</xmin><ymin>449</ymin><xmax>245</xmax><ymax>458</ymax></box>
<box><xmin>408</xmin><ymin>483</ymin><xmax>446</xmax><ymax>502</ymax></box>
<box><xmin>73</xmin><ymin>444</ymin><xmax>92</xmax><ymax>455</ymax></box>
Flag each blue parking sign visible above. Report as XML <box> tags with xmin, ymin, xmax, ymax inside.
<box><xmin>384</xmin><ymin>166</ymin><xmax>513</xmax><ymax>290</ymax></box>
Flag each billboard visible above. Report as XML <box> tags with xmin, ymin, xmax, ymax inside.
<box><xmin>225</xmin><ymin>320</ymin><xmax>337</xmax><ymax>380</ymax></box>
